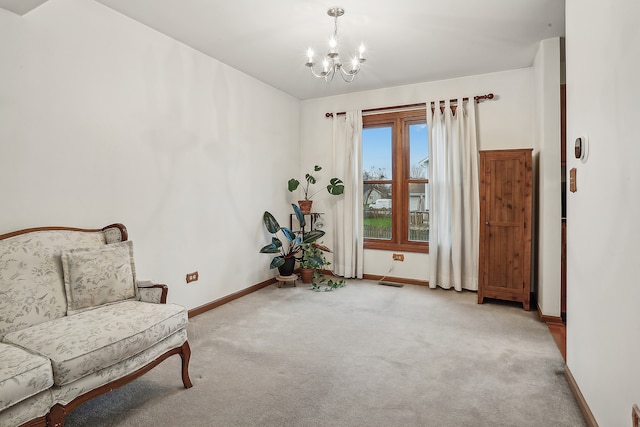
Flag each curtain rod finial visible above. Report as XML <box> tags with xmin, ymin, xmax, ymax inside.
<box><xmin>474</xmin><ymin>93</ymin><xmax>494</xmax><ymax>103</ymax></box>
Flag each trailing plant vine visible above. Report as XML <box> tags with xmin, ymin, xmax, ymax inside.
<box><xmin>303</xmin><ymin>243</ymin><xmax>346</xmax><ymax>292</ymax></box>
<box><xmin>310</xmin><ymin>274</ymin><xmax>346</xmax><ymax>292</ymax></box>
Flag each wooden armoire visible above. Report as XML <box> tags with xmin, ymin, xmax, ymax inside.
<box><xmin>478</xmin><ymin>149</ymin><xmax>533</xmax><ymax>311</ymax></box>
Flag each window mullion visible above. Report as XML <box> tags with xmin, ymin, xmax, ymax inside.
<box><xmin>394</xmin><ymin>117</ymin><xmax>404</xmax><ymax>244</ymax></box>
<box><xmin>389</xmin><ymin>118</ymin><xmax>396</xmax><ymax>244</ymax></box>
<box><xmin>400</xmin><ymin>117</ymin><xmax>411</xmax><ymax>244</ymax></box>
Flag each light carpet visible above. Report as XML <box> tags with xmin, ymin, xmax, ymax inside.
<box><xmin>65</xmin><ymin>280</ymin><xmax>585</xmax><ymax>426</ymax></box>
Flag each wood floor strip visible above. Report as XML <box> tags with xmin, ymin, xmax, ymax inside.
<box><xmin>564</xmin><ymin>365</ymin><xmax>599</xmax><ymax>427</ymax></box>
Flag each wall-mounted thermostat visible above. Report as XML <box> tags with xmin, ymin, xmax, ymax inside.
<box><xmin>574</xmin><ymin>136</ymin><xmax>588</xmax><ymax>163</ymax></box>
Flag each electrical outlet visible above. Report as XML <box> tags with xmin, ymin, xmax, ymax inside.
<box><xmin>392</xmin><ymin>253</ymin><xmax>404</xmax><ymax>261</ymax></box>
<box><xmin>186</xmin><ymin>271</ymin><xmax>199</xmax><ymax>283</ymax></box>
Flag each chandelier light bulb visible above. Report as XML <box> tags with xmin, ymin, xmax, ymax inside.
<box><xmin>351</xmin><ymin>57</ymin><xmax>360</xmax><ymax>71</ymax></box>
<box><xmin>359</xmin><ymin>43</ymin><xmax>366</xmax><ymax>61</ymax></box>
<box><xmin>305</xmin><ymin>7</ymin><xmax>366</xmax><ymax>83</ymax></box>
<box><xmin>322</xmin><ymin>59</ymin><xmax>330</xmax><ymax>73</ymax></box>
<box><xmin>306</xmin><ymin>48</ymin><xmax>315</xmax><ymax>66</ymax></box>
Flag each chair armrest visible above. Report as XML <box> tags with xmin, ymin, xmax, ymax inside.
<box><xmin>137</xmin><ymin>281</ymin><xmax>168</xmax><ymax>304</ymax></box>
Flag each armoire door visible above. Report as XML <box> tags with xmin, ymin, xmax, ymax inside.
<box><xmin>478</xmin><ymin>149</ymin><xmax>533</xmax><ymax>310</ymax></box>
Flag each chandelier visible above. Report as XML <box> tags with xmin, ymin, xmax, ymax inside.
<box><xmin>305</xmin><ymin>7</ymin><xmax>366</xmax><ymax>83</ymax></box>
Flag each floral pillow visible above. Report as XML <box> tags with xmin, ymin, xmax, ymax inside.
<box><xmin>61</xmin><ymin>240</ymin><xmax>139</xmax><ymax>315</ymax></box>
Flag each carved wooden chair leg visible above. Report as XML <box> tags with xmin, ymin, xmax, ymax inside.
<box><xmin>180</xmin><ymin>341</ymin><xmax>193</xmax><ymax>388</ymax></box>
<box><xmin>47</xmin><ymin>404</ymin><xmax>67</xmax><ymax>427</ymax></box>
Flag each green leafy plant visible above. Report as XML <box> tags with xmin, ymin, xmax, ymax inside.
<box><xmin>299</xmin><ymin>241</ymin><xmax>346</xmax><ymax>292</ymax></box>
<box><xmin>310</xmin><ymin>274</ymin><xmax>346</xmax><ymax>292</ymax></box>
<box><xmin>259</xmin><ymin>204</ymin><xmax>325</xmax><ymax>269</ymax></box>
<box><xmin>288</xmin><ymin>165</ymin><xmax>345</xmax><ymax>201</ymax></box>
<box><xmin>299</xmin><ymin>242</ymin><xmax>331</xmax><ymax>269</ymax></box>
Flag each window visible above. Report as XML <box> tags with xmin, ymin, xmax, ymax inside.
<box><xmin>362</xmin><ymin>109</ymin><xmax>429</xmax><ymax>253</ymax></box>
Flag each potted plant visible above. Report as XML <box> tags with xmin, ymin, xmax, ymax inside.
<box><xmin>288</xmin><ymin>165</ymin><xmax>345</xmax><ymax>214</ymax></box>
<box><xmin>299</xmin><ymin>242</ymin><xmax>331</xmax><ymax>283</ymax></box>
<box><xmin>259</xmin><ymin>204</ymin><xmax>325</xmax><ymax>276</ymax></box>
<box><xmin>304</xmin><ymin>246</ymin><xmax>346</xmax><ymax>292</ymax></box>
<box><xmin>299</xmin><ymin>241</ymin><xmax>346</xmax><ymax>291</ymax></box>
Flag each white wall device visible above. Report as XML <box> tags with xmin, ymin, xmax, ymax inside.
<box><xmin>574</xmin><ymin>136</ymin><xmax>589</xmax><ymax>163</ymax></box>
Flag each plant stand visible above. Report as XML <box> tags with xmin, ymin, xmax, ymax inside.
<box><xmin>276</xmin><ymin>274</ymin><xmax>298</xmax><ymax>288</ymax></box>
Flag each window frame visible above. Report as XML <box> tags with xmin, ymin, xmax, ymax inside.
<box><xmin>362</xmin><ymin>109</ymin><xmax>429</xmax><ymax>253</ymax></box>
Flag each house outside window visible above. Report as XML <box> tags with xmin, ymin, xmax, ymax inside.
<box><xmin>362</xmin><ymin>109</ymin><xmax>429</xmax><ymax>253</ymax></box>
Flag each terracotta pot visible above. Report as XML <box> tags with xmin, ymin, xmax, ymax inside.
<box><xmin>298</xmin><ymin>199</ymin><xmax>313</xmax><ymax>214</ymax></box>
<box><xmin>300</xmin><ymin>268</ymin><xmax>314</xmax><ymax>284</ymax></box>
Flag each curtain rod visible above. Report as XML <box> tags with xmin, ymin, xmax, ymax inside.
<box><xmin>324</xmin><ymin>93</ymin><xmax>494</xmax><ymax>118</ymax></box>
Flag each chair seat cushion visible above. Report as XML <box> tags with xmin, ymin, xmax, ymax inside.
<box><xmin>0</xmin><ymin>343</ymin><xmax>54</xmax><ymax>412</ymax></box>
<box><xmin>3</xmin><ymin>301</ymin><xmax>187</xmax><ymax>386</ymax></box>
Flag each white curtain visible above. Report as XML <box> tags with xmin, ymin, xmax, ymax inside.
<box><xmin>427</xmin><ymin>99</ymin><xmax>479</xmax><ymax>291</ymax></box>
<box><xmin>332</xmin><ymin>111</ymin><xmax>363</xmax><ymax>278</ymax></box>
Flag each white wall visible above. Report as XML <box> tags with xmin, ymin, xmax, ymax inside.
<box><xmin>0</xmin><ymin>0</ymin><xmax>300</xmax><ymax>310</ymax></box>
<box><xmin>300</xmin><ymin>68</ymin><xmax>536</xmax><ymax>281</ymax></box>
<box><xmin>566</xmin><ymin>0</ymin><xmax>640</xmax><ymax>425</ymax></box>
<box><xmin>533</xmin><ymin>38</ymin><xmax>562</xmax><ymax>318</ymax></box>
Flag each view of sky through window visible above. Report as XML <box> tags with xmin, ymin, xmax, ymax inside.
<box><xmin>410</xmin><ymin>123</ymin><xmax>429</xmax><ymax>178</ymax></box>
<box><xmin>362</xmin><ymin>127</ymin><xmax>392</xmax><ymax>178</ymax></box>
<box><xmin>362</xmin><ymin>124</ymin><xmax>429</xmax><ymax>178</ymax></box>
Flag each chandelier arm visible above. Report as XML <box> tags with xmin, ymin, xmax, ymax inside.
<box><xmin>324</xmin><ymin>67</ymin><xmax>335</xmax><ymax>83</ymax></box>
<box><xmin>308</xmin><ymin>66</ymin><xmax>326</xmax><ymax>79</ymax></box>
<box><xmin>339</xmin><ymin>70</ymin><xmax>356</xmax><ymax>83</ymax></box>
<box><xmin>338</xmin><ymin>65</ymin><xmax>358</xmax><ymax>82</ymax></box>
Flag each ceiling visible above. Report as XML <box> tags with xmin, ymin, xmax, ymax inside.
<box><xmin>0</xmin><ymin>0</ymin><xmax>47</xmax><ymax>15</ymax></box>
<box><xmin>1</xmin><ymin>0</ymin><xmax>565</xmax><ymax>100</ymax></box>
